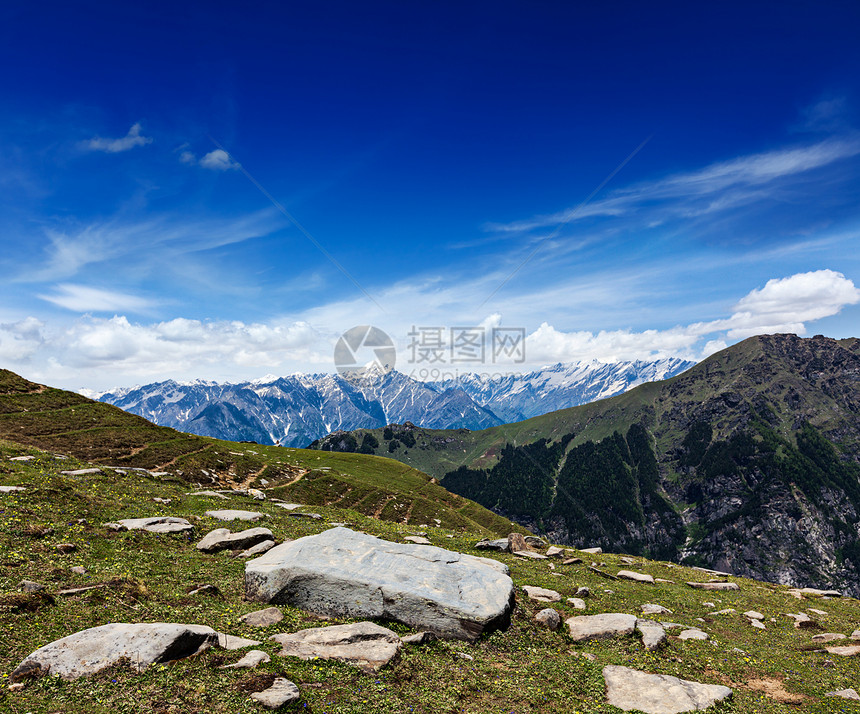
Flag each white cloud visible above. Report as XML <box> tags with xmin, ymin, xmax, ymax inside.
<box><xmin>179</xmin><ymin>150</ymin><xmax>197</xmax><ymax>165</ymax></box>
<box><xmin>524</xmin><ymin>269</ymin><xmax>860</xmax><ymax>364</ymax></box>
<box><xmin>83</xmin><ymin>123</ymin><xmax>153</xmax><ymax>153</ymax></box>
<box><xmin>38</xmin><ymin>284</ymin><xmax>157</xmax><ymax>313</ymax></box>
<box><xmin>0</xmin><ymin>317</ymin><xmax>45</xmax><ymax>361</ymax></box>
<box><xmin>199</xmin><ymin>149</ymin><xmax>240</xmax><ymax>171</ymax></box>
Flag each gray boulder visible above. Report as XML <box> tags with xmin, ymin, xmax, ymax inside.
<box><xmin>239</xmin><ymin>607</ymin><xmax>284</xmax><ymax>627</ymax></box>
<box><xmin>686</xmin><ymin>582</ymin><xmax>739</xmax><ymax>591</ymax></box>
<box><xmin>603</xmin><ymin>665</ymin><xmax>733</xmax><ymax>713</ymax></box>
<box><xmin>10</xmin><ymin>623</ymin><xmax>216</xmax><ymax>682</ymax></box>
<box><xmin>271</xmin><ymin>621</ymin><xmax>402</xmax><ymax>673</ymax></box>
<box><xmin>618</xmin><ymin>570</ymin><xmax>655</xmax><ymax>584</ymax></box>
<box><xmin>196</xmin><ymin>527</ymin><xmax>273</xmax><ymax>553</ymax></box>
<box><xmin>238</xmin><ymin>539</ymin><xmax>277</xmax><ymax>558</ymax></box>
<box><xmin>566</xmin><ymin>613</ymin><xmax>637</xmax><ymax>642</ymax></box>
<box><xmin>245</xmin><ymin>527</ymin><xmax>514</xmax><ymax>641</ymax></box>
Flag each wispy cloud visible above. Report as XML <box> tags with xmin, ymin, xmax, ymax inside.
<box><xmin>487</xmin><ymin>138</ymin><xmax>860</xmax><ymax>233</ymax></box>
<box><xmin>20</xmin><ymin>210</ymin><xmax>283</xmax><ymax>282</ymax></box>
<box><xmin>38</xmin><ymin>284</ymin><xmax>158</xmax><ymax>314</ymax></box>
<box><xmin>179</xmin><ymin>148</ymin><xmax>240</xmax><ymax>171</ymax></box>
<box><xmin>82</xmin><ymin>123</ymin><xmax>153</xmax><ymax>153</ymax></box>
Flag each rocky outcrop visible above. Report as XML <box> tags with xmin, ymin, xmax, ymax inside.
<box><xmin>245</xmin><ymin>527</ymin><xmax>515</xmax><ymax>641</ymax></box>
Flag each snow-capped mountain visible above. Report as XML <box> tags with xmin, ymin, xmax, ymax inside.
<box><xmin>91</xmin><ymin>358</ymin><xmax>694</xmax><ymax>447</ymax></box>
<box><xmin>431</xmin><ymin>357</ymin><xmax>695</xmax><ymax>422</ymax></box>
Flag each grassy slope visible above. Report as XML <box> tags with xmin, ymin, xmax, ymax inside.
<box><xmin>0</xmin><ymin>369</ymin><xmax>518</xmax><ymax>538</ymax></box>
<box><xmin>2</xmin><ymin>440</ymin><xmax>860</xmax><ymax>713</ymax></box>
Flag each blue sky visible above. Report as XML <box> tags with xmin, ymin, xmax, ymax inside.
<box><xmin>2</xmin><ymin>1</ymin><xmax>860</xmax><ymax>389</ymax></box>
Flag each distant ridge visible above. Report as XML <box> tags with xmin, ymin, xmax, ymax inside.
<box><xmin>90</xmin><ymin>358</ymin><xmax>694</xmax><ymax>447</ymax></box>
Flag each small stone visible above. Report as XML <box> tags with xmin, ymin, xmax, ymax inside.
<box><xmin>0</xmin><ymin>485</ymin><xmax>26</xmax><ymax>492</ymax></box>
<box><xmin>522</xmin><ymin>585</ymin><xmax>561</xmax><ymax>603</ymax></box>
<box><xmin>799</xmin><ymin>588</ymin><xmax>841</xmax><ymax>597</ymax></box>
<box><xmin>711</xmin><ymin>609</ymin><xmax>735</xmax><ymax>616</ymax></box>
<box><xmin>118</xmin><ymin>516</ymin><xmax>194</xmax><ymax>534</ymax></box>
<box><xmin>215</xmin><ymin>633</ymin><xmax>262</xmax><ymax>649</ymax></box>
<box><xmin>785</xmin><ymin>612</ymin><xmax>815</xmax><ymax>628</ymax></box>
<box><xmin>851</xmin><ymin>630</ymin><xmax>860</xmax><ymax>640</ymax></box>
<box><xmin>562</xmin><ymin>557</ymin><xmax>583</xmax><ymax>565</ymax></box>
<box><xmin>655</xmin><ymin>578</ymin><xmax>675</xmax><ymax>584</ymax></box>
<box><xmin>247</xmin><ymin>488</ymin><xmax>266</xmax><ymax>500</ymax></box>
<box><xmin>749</xmin><ymin>620</ymin><xmax>766</xmax><ymax>630</ymax></box>
<box><xmin>581</xmin><ymin>547</ymin><xmax>602</xmax><ymax>554</ymax></box>
<box><xmin>702</xmin><ymin>602</ymin><xmax>715</xmax><ymax>608</ymax></box>
<box><xmin>678</xmin><ymin>629</ymin><xmax>708</xmax><ymax>641</ymax></box>
<box><xmin>250</xmin><ymin>677</ymin><xmax>300</xmax><ymax>708</ymax></box>
<box><xmin>238</xmin><ymin>539</ymin><xmax>276</xmax><ymax>558</ymax></box>
<box><xmin>289</xmin><ymin>512</ymin><xmax>322</xmax><ymax>520</ymax></box>
<box><xmin>575</xmin><ymin>587</ymin><xmax>590</xmax><ymax>598</ymax></box>
<box><xmin>475</xmin><ymin>538</ymin><xmax>509</xmax><ymax>552</ymax></box>
<box><xmin>524</xmin><ymin>535</ymin><xmax>547</xmax><ymax>548</ymax></box>
<box><xmin>812</xmin><ymin>633</ymin><xmax>846</xmax><ymax>643</ymax></box>
<box><xmin>60</xmin><ymin>468</ymin><xmax>102</xmax><ymax>476</ymax></box>
<box><xmin>20</xmin><ymin>580</ymin><xmax>45</xmax><ymax>593</ymax></box>
<box><xmin>152</xmin><ymin>497</ymin><xmax>171</xmax><ymax>504</ymax></box>
<box><xmin>636</xmin><ymin>619</ymin><xmax>667</xmax><ymax>650</ymax></box>
<box><xmin>825</xmin><ymin>688</ymin><xmax>860</xmax><ymax>700</ymax></box>
<box><xmin>220</xmin><ymin>649</ymin><xmax>270</xmax><ymax>669</ymax></box>
<box><xmin>567</xmin><ymin>597</ymin><xmax>587</xmax><ymax>610</ymax></box>
<box><xmin>807</xmin><ymin>608</ymin><xmax>827</xmax><ymax>616</ymax></box>
<box><xmin>103</xmin><ymin>522</ymin><xmax>126</xmax><ymax>531</ymax></box>
<box><xmin>70</xmin><ymin>566</ymin><xmax>87</xmax><ymax>576</ymax></box>
<box><xmin>618</xmin><ymin>570</ymin><xmax>655</xmax><ymax>584</ymax></box>
<box><xmin>271</xmin><ymin>621</ymin><xmax>401</xmax><ymax>673</ymax></box>
<box><xmin>546</xmin><ymin>546</ymin><xmax>564</xmax><ymax>558</ymax></box>
<box><xmin>825</xmin><ymin>645</ymin><xmax>860</xmax><ymax>656</ymax></box>
<box><xmin>743</xmin><ymin>611</ymin><xmax>763</xmax><ymax>620</ymax></box>
<box><xmin>55</xmin><ymin>543</ymin><xmax>76</xmax><ymax>554</ymax></box>
<box><xmin>508</xmin><ymin>533</ymin><xmax>530</xmax><ymax>552</ymax></box>
<box><xmin>620</xmin><ymin>556</ymin><xmax>635</xmax><ymax>564</ymax></box>
<box><xmin>404</xmin><ymin>536</ymin><xmax>431</xmax><ymax>545</ymax></box>
<box><xmin>187</xmin><ymin>584</ymin><xmax>221</xmax><ymax>597</ymax></box>
<box><xmin>8</xmin><ymin>455</ymin><xmax>34</xmax><ymax>461</ymax></box>
<box><xmin>535</xmin><ymin>608</ymin><xmax>562</xmax><ymax>630</ymax></box>
<box><xmin>196</xmin><ymin>527</ymin><xmax>273</xmax><ymax>553</ymax></box>
<box><xmin>239</xmin><ymin>607</ymin><xmax>284</xmax><ymax>627</ymax></box>
<box><xmin>186</xmin><ymin>490</ymin><xmax>230</xmax><ymax>500</ymax></box>
<box><xmin>640</xmin><ymin>604</ymin><xmax>672</xmax><ymax>616</ymax></box>
<box><xmin>273</xmin><ymin>503</ymin><xmax>304</xmax><ymax>510</ymax></box>
<box><xmin>686</xmin><ymin>581</ymin><xmax>739</xmax><ymax>591</ymax></box>
<box><xmin>567</xmin><ymin>613</ymin><xmax>637</xmax><ymax>642</ymax></box>
<box><xmin>401</xmin><ymin>631</ymin><xmax>437</xmax><ymax>645</ymax></box>
<box><xmin>514</xmin><ymin>550</ymin><xmax>548</xmax><ymax>559</ymax></box>
<box><xmin>205</xmin><ymin>509</ymin><xmax>265</xmax><ymax>522</ymax></box>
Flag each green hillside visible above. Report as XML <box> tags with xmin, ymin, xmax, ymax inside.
<box><xmin>0</xmin><ymin>369</ymin><xmax>518</xmax><ymax>537</ymax></box>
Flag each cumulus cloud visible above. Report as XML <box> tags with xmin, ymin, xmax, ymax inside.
<box><xmin>524</xmin><ymin>269</ymin><xmax>860</xmax><ymax>364</ymax></box>
<box><xmin>0</xmin><ymin>317</ymin><xmax>45</xmax><ymax>361</ymax></box>
<box><xmin>60</xmin><ymin>316</ymin><xmax>322</xmax><ymax>373</ymax></box>
<box><xmin>82</xmin><ymin>123</ymin><xmax>153</xmax><ymax>153</ymax></box>
<box><xmin>199</xmin><ymin>149</ymin><xmax>240</xmax><ymax>171</ymax></box>
<box><xmin>38</xmin><ymin>284</ymin><xmax>157</xmax><ymax>313</ymax></box>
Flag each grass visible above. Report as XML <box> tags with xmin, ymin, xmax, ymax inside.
<box><xmin>2</xmin><ymin>440</ymin><xmax>860</xmax><ymax>713</ymax></box>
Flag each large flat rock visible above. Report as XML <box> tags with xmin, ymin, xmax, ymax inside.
<box><xmin>271</xmin><ymin>622</ymin><xmax>401</xmax><ymax>673</ymax></box>
<box><xmin>604</xmin><ymin>665</ymin><xmax>733</xmax><ymax>713</ymax></box>
<box><xmin>10</xmin><ymin>623</ymin><xmax>217</xmax><ymax>682</ymax></box>
<box><xmin>245</xmin><ymin>527</ymin><xmax>515</xmax><ymax>641</ymax></box>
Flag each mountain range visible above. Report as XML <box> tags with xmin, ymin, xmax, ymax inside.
<box><xmin>87</xmin><ymin>358</ymin><xmax>693</xmax><ymax>448</ymax></box>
